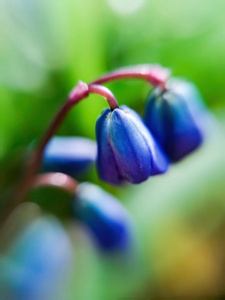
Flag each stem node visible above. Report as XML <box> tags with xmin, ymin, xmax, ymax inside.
<box><xmin>68</xmin><ymin>81</ymin><xmax>89</xmax><ymax>104</ymax></box>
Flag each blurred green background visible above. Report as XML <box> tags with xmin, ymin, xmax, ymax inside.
<box><xmin>0</xmin><ymin>0</ymin><xmax>225</xmax><ymax>299</ymax></box>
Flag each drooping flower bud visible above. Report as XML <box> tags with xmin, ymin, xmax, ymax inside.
<box><xmin>144</xmin><ymin>79</ymin><xmax>207</xmax><ymax>162</ymax></box>
<box><xmin>0</xmin><ymin>217</ymin><xmax>73</xmax><ymax>299</ymax></box>
<box><xmin>42</xmin><ymin>137</ymin><xmax>97</xmax><ymax>177</ymax></box>
<box><xmin>96</xmin><ymin>105</ymin><xmax>169</xmax><ymax>185</ymax></box>
<box><xmin>72</xmin><ymin>182</ymin><xmax>133</xmax><ymax>252</ymax></box>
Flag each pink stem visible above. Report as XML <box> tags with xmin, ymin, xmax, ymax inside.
<box><xmin>90</xmin><ymin>64</ymin><xmax>171</xmax><ymax>89</ymax></box>
<box><xmin>0</xmin><ymin>81</ymin><xmax>89</xmax><ymax>227</ymax></box>
<box><xmin>88</xmin><ymin>84</ymin><xmax>119</xmax><ymax>110</ymax></box>
<box><xmin>0</xmin><ymin>81</ymin><xmax>119</xmax><ymax>227</ymax></box>
<box><xmin>32</xmin><ymin>172</ymin><xmax>79</xmax><ymax>195</ymax></box>
<box><xmin>1</xmin><ymin>64</ymin><xmax>169</xmax><ymax>227</ymax></box>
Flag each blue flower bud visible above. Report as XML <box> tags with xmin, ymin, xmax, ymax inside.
<box><xmin>96</xmin><ymin>105</ymin><xmax>169</xmax><ymax>185</ymax></box>
<box><xmin>0</xmin><ymin>217</ymin><xmax>73</xmax><ymax>299</ymax></box>
<box><xmin>144</xmin><ymin>79</ymin><xmax>206</xmax><ymax>162</ymax></box>
<box><xmin>72</xmin><ymin>182</ymin><xmax>133</xmax><ymax>252</ymax></box>
<box><xmin>42</xmin><ymin>136</ymin><xmax>97</xmax><ymax>177</ymax></box>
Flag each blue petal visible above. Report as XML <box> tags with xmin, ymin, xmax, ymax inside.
<box><xmin>144</xmin><ymin>89</ymin><xmax>166</xmax><ymax>147</ymax></box>
<box><xmin>109</xmin><ymin>107</ymin><xmax>152</xmax><ymax>184</ymax></box>
<box><xmin>119</xmin><ymin>106</ymin><xmax>169</xmax><ymax>176</ymax></box>
<box><xmin>144</xmin><ymin>79</ymin><xmax>205</xmax><ymax>162</ymax></box>
<box><xmin>2</xmin><ymin>218</ymin><xmax>73</xmax><ymax>299</ymax></box>
<box><xmin>96</xmin><ymin>105</ymin><xmax>169</xmax><ymax>185</ymax></box>
<box><xmin>162</xmin><ymin>92</ymin><xmax>203</xmax><ymax>161</ymax></box>
<box><xmin>42</xmin><ymin>136</ymin><xmax>97</xmax><ymax>177</ymax></box>
<box><xmin>73</xmin><ymin>183</ymin><xmax>132</xmax><ymax>252</ymax></box>
<box><xmin>96</xmin><ymin>109</ymin><xmax>122</xmax><ymax>184</ymax></box>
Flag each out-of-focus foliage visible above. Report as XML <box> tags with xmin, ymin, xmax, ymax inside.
<box><xmin>126</xmin><ymin>125</ymin><xmax>225</xmax><ymax>298</ymax></box>
<box><xmin>0</xmin><ymin>0</ymin><xmax>225</xmax><ymax>299</ymax></box>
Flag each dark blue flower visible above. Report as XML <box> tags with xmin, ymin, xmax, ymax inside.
<box><xmin>72</xmin><ymin>182</ymin><xmax>133</xmax><ymax>252</ymax></box>
<box><xmin>42</xmin><ymin>136</ymin><xmax>97</xmax><ymax>177</ymax></box>
<box><xmin>96</xmin><ymin>105</ymin><xmax>169</xmax><ymax>185</ymax></box>
<box><xmin>144</xmin><ymin>79</ymin><xmax>206</xmax><ymax>162</ymax></box>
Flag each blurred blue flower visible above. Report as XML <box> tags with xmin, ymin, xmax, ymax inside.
<box><xmin>144</xmin><ymin>79</ymin><xmax>207</xmax><ymax>162</ymax></box>
<box><xmin>0</xmin><ymin>217</ymin><xmax>73</xmax><ymax>300</ymax></box>
<box><xmin>96</xmin><ymin>105</ymin><xmax>169</xmax><ymax>185</ymax></box>
<box><xmin>72</xmin><ymin>182</ymin><xmax>133</xmax><ymax>252</ymax></box>
<box><xmin>42</xmin><ymin>136</ymin><xmax>97</xmax><ymax>177</ymax></box>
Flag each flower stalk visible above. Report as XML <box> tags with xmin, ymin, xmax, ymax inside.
<box><xmin>91</xmin><ymin>64</ymin><xmax>170</xmax><ymax>90</ymax></box>
<box><xmin>88</xmin><ymin>84</ymin><xmax>119</xmax><ymax>110</ymax></box>
<box><xmin>1</xmin><ymin>64</ymin><xmax>170</xmax><ymax>228</ymax></box>
<box><xmin>32</xmin><ymin>172</ymin><xmax>79</xmax><ymax>195</ymax></box>
<box><xmin>0</xmin><ymin>82</ymin><xmax>117</xmax><ymax>227</ymax></box>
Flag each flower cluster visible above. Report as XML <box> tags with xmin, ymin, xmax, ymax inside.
<box><xmin>39</xmin><ymin>67</ymin><xmax>209</xmax><ymax>254</ymax></box>
<box><xmin>2</xmin><ymin>65</ymin><xmax>211</xmax><ymax>297</ymax></box>
<box><xmin>43</xmin><ymin>78</ymin><xmax>207</xmax><ymax>186</ymax></box>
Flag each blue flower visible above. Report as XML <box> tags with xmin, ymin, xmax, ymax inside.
<box><xmin>72</xmin><ymin>182</ymin><xmax>133</xmax><ymax>252</ymax></box>
<box><xmin>0</xmin><ymin>217</ymin><xmax>73</xmax><ymax>299</ymax></box>
<box><xmin>144</xmin><ymin>79</ymin><xmax>206</xmax><ymax>162</ymax></box>
<box><xmin>96</xmin><ymin>105</ymin><xmax>169</xmax><ymax>185</ymax></box>
<box><xmin>42</xmin><ymin>136</ymin><xmax>97</xmax><ymax>177</ymax></box>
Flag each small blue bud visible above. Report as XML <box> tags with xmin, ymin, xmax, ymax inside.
<box><xmin>96</xmin><ymin>105</ymin><xmax>169</xmax><ymax>185</ymax></box>
<box><xmin>42</xmin><ymin>136</ymin><xmax>97</xmax><ymax>177</ymax></box>
<box><xmin>144</xmin><ymin>79</ymin><xmax>206</xmax><ymax>162</ymax></box>
<box><xmin>72</xmin><ymin>182</ymin><xmax>133</xmax><ymax>252</ymax></box>
<box><xmin>0</xmin><ymin>217</ymin><xmax>73</xmax><ymax>299</ymax></box>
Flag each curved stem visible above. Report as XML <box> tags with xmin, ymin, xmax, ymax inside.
<box><xmin>1</xmin><ymin>64</ymin><xmax>169</xmax><ymax>227</ymax></box>
<box><xmin>88</xmin><ymin>84</ymin><xmax>119</xmax><ymax>110</ymax></box>
<box><xmin>0</xmin><ymin>82</ymin><xmax>88</xmax><ymax>227</ymax></box>
<box><xmin>32</xmin><ymin>172</ymin><xmax>78</xmax><ymax>195</ymax></box>
<box><xmin>90</xmin><ymin>64</ymin><xmax>171</xmax><ymax>89</ymax></box>
<box><xmin>0</xmin><ymin>81</ymin><xmax>119</xmax><ymax>228</ymax></box>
